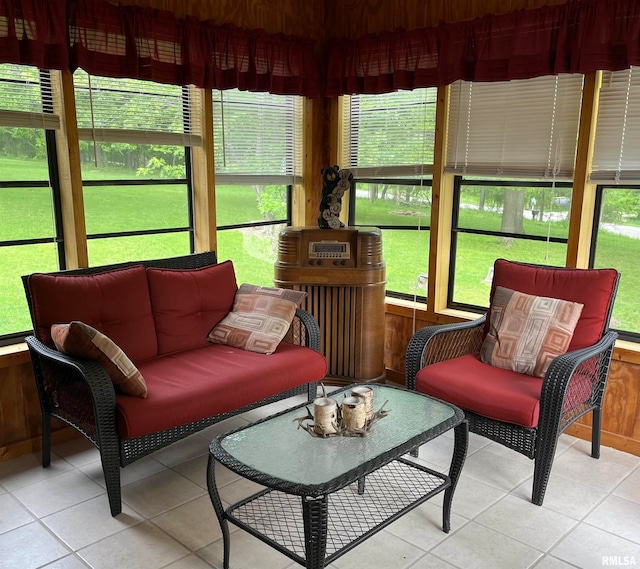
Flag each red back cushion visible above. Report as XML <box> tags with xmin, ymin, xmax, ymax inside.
<box><xmin>27</xmin><ymin>265</ymin><xmax>157</xmax><ymax>362</ymax></box>
<box><xmin>487</xmin><ymin>259</ymin><xmax>619</xmax><ymax>351</ymax></box>
<box><xmin>147</xmin><ymin>260</ymin><xmax>238</xmax><ymax>355</ymax></box>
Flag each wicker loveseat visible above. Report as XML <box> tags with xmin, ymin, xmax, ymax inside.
<box><xmin>22</xmin><ymin>251</ymin><xmax>327</xmax><ymax>516</ymax></box>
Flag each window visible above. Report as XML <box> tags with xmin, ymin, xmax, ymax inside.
<box><xmin>342</xmin><ymin>89</ymin><xmax>436</xmax><ymax>299</ymax></box>
<box><xmin>0</xmin><ymin>64</ymin><xmax>62</xmax><ymax>342</ymax></box>
<box><xmin>591</xmin><ymin>67</ymin><xmax>640</xmax><ymax>339</ymax></box>
<box><xmin>446</xmin><ymin>75</ymin><xmax>584</xmax><ymax>311</ymax></box>
<box><xmin>73</xmin><ymin>70</ymin><xmax>198</xmax><ymax>265</ymax></box>
<box><xmin>213</xmin><ymin>89</ymin><xmax>302</xmax><ymax>286</ymax></box>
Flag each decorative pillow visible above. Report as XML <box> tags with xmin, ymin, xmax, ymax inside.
<box><xmin>207</xmin><ymin>292</ymin><xmax>298</xmax><ymax>355</ymax></box>
<box><xmin>236</xmin><ymin>283</ymin><xmax>307</xmax><ymax>306</ymax></box>
<box><xmin>51</xmin><ymin>321</ymin><xmax>148</xmax><ymax>398</ymax></box>
<box><xmin>479</xmin><ymin>286</ymin><xmax>584</xmax><ymax>378</ymax></box>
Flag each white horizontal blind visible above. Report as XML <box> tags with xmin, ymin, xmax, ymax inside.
<box><xmin>73</xmin><ymin>70</ymin><xmax>202</xmax><ymax>147</ymax></box>
<box><xmin>446</xmin><ymin>75</ymin><xmax>584</xmax><ymax>180</ymax></box>
<box><xmin>212</xmin><ymin>89</ymin><xmax>303</xmax><ymax>185</ymax></box>
<box><xmin>341</xmin><ymin>89</ymin><xmax>437</xmax><ymax>178</ymax></box>
<box><xmin>0</xmin><ymin>64</ymin><xmax>60</xmax><ymax>130</ymax></box>
<box><xmin>591</xmin><ymin>67</ymin><xmax>640</xmax><ymax>182</ymax></box>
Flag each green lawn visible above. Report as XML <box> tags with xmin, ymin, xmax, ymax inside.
<box><xmin>1</xmin><ymin>156</ymin><xmax>638</xmax><ymax>337</ymax></box>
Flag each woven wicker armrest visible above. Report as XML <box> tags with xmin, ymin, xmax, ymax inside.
<box><xmin>287</xmin><ymin>308</ymin><xmax>321</xmax><ymax>352</ymax></box>
<box><xmin>25</xmin><ymin>335</ymin><xmax>117</xmax><ymax>441</ymax></box>
<box><xmin>540</xmin><ymin>330</ymin><xmax>618</xmax><ymax>426</ymax></box>
<box><xmin>406</xmin><ymin>316</ymin><xmax>486</xmax><ymax>390</ymax></box>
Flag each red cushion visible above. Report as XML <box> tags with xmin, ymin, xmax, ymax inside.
<box><xmin>116</xmin><ymin>342</ymin><xmax>328</xmax><ymax>438</ymax></box>
<box><xmin>147</xmin><ymin>261</ymin><xmax>238</xmax><ymax>355</ymax></box>
<box><xmin>415</xmin><ymin>354</ymin><xmax>543</xmax><ymax>428</ymax></box>
<box><xmin>488</xmin><ymin>259</ymin><xmax>618</xmax><ymax>351</ymax></box>
<box><xmin>27</xmin><ymin>265</ymin><xmax>157</xmax><ymax>362</ymax></box>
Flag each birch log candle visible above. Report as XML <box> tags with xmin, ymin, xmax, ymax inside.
<box><xmin>342</xmin><ymin>396</ymin><xmax>366</xmax><ymax>430</ymax></box>
<box><xmin>313</xmin><ymin>397</ymin><xmax>338</xmax><ymax>435</ymax></box>
<box><xmin>351</xmin><ymin>386</ymin><xmax>374</xmax><ymax>420</ymax></box>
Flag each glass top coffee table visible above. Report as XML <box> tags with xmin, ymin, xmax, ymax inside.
<box><xmin>207</xmin><ymin>384</ymin><xmax>467</xmax><ymax>569</ymax></box>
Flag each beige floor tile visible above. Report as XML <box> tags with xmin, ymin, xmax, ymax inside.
<box><xmin>551</xmin><ymin>448</ymin><xmax>636</xmax><ymax>494</ymax></box>
<box><xmin>430</xmin><ymin>521</ymin><xmax>543</xmax><ymax>569</ymax></box>
<box><xmin>80</xmin><ymin>454</ymin><xmax>167</xmax><ymax>489</ymax></box>
<box><xmin>152</xmin><ymin>435</ymin><xmax>211</xmax><ymax>467</ymax></box>
<box><xmin>162</xmin><ymin>554</ymin><xmax>214</xmax><ymax>568</ymax></box>
<box><xmin>0</xmin><ymin>493</ymin><xmax>35</xmax><ymax>535</ymax></box>
<box><xmin>475</xmin><ymin>494</ymin><xmax>578</xmax><ymax>551</ymax></box>
<box><xmin>455</xmin><ymin>445</ymin><xmax>535</xmax><ymax>493</ymax></box>
<box><xmin>411</xmin><ymin>553</ymin><xmax>461</xmax><ymax>569</ymax></box>
<box><xmin>42</xmin><ymin>494</ymin><xmax>144</xmax><ymax>550</ymax></box>
<box><xmin>440</xmin><ymin>474</ymin><xmax>508</xmax><ymax>519</ymax></box>
<box><xmin>42</xmin><ymin>554</ymin><xmax>91</xmax><ymax>568</ymax></box>
<box><xmin>198</xmin><ymin>530</ymin><xmax>292</xmax><ymax>569</ymax></box>
<box><xmin>584</xmin><ymin>494</ymin><xmax>640</xmax><ymax>545</ymax></box>
<box><xmin>0</xmin><ymin>451</ymin><xmax>74</xmax><ymax>491</ymax></box>
<box><xmin>151</xmin><ymin>495</ymin><xmax>228</xmax><ymax>551</ymax></box>
<box><xmin>385</xmin><ymin>501</ymin><xmax>468</xmax><ymax>551</ymax></box>
<box><xmin>0</xmin><ymin>522</ymin><xmax>70</xmax><ymax>569</ymax></box>
<box><xmin>215</xmin><ymin>475</ymin><xmax>265</xmax><ymax>506</ymax></box>
<box><xmin>332</xmin><ymin>530</ymin><xmax>425</xmax><ymax>569</ymax></box>
<box><xmin>121</xmin><ymin>469</ymin><xmax>205</xmax><ymax>518</ymax></box>
<box><xmin>77</xmin><ymin>521</ymin><xmax>189</xmax><ymax>569</ymax></box>
<box><xmin>511</xmin><ymin>472</ymin><xmax>608</xmax><ymax>519</ymax></box>
<box><xmin>613</xmin><ymin>466</ymin><xmax>640</xmax><ymax>504</ymax></box>
<box><xmin>532</xmin><ymin>556</ymin><xmax>581</xmax><ymax>569</ymax></box>
<box><xmin>550</xmin><ymin>523</ymin><xmax>640</xmax><ymax>569</ymax></box>
<box><xmin>196</xmin><ymin>415</ymin><xmax>250</xmax><ymax>441</ymax></box>
<box><xmin>11</xmin><ymin>469</ymin><xmax>105</xmax><ymax>518</ymax></box>
<box><xmin>52</xmin><ymin>437</ymin><xmax>101</xmax><ymax>468</ymax></box>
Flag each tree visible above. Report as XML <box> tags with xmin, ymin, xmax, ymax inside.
<box><xmin>500</xmin><ymin>189</ymin><xmax>525</xmax><ymax>245</ymax></box>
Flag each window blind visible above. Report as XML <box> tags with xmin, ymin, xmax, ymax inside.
<box><xmin>341</xmin><ymin>89</ymin><xmax>437</xmax><ymax>178</ymax></box>
<box><xmin>213</xmin><ymin>89</ymin><xmax>303</xmax><ymax>185</ymax></box>
<box><xmin>591</xmin><ymin>67</ymin><xmax>640</xmax><ymax>182</ymax></box>
<box><xmin>0</xmin><ymin>64</ymin><xmax>60</xmax><ymax>130</ymax></box>
<box><xmin>446</xmin><ymin>75</ymin><xmax>584</xmax><ymax>180</ymax></box>
<box><xmin>73</xmin><ymin>70</ymin><xmax>202</xmax><ymax>147</ymax></box>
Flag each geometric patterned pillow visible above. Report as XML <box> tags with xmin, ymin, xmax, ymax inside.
<box><xmin>207</xmin><ymin>292</ymin><xmax>297</xmax><ymax>355</ymax></box>
<box><xmin>50</xmin><ymin>321</ymin><xmax>148</xmax><ymax>398</ymax></box>
<box><xmin>479</xmin><ymin>286</ymin><xmax>584</xmax><ymax>378</ymax></box>
<box><xmin>236</xmin><ymin>283</ymin><xmax>307</xmax><ymax>306</ymax></box>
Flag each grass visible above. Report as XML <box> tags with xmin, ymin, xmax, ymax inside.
<box><xmin>1</xmin><ymin>157</ymin><xmax>638</xmax><ymax>337</ymax></box>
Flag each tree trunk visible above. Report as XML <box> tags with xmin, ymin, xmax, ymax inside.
<box><xmin>500</xmin><ymin>189</ymin><xmax>525</xmax><ymax>246</ymax></box>
<box><xmin>479</xmin><ymin>188</ymin><xmax>486</xmax><ymax>210</ymax></box>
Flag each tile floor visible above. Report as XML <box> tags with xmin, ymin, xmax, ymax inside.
<box><xmin>1</xmin><ymin>393</ymin><xmax>639</xmax><ymax>569</ymax></box>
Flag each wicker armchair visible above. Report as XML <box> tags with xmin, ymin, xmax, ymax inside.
<box><xmin>406</xmin><ymin>259</ymin><xmax>620</xmax><ymax>506</ymax></box>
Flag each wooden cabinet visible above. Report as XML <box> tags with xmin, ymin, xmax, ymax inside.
<box><xmin>275</xmin><ymin>227</ymin><xmax>386</xmax><ymax>384</ymax></box>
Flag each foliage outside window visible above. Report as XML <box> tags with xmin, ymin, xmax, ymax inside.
<box><xmin>212</xmin><ymin>89</ymin><xmax>302</xmax><ymax>286</ymax></box>
<box><xmin>343</xmin><ymin>89</ymin><xmax>436</xmax><ymax>299</ymax></box>
<box><xmin>73</xmin><ymin>70</ymin><xmax>196</xmax><ymax>265</ymax></box>
<box><xmin>0</xmin><ymin>64</ymin><xmax>62</xmax><ymax>341</ymax></box>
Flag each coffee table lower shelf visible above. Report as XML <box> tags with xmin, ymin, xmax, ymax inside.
<box><xmin>224</xmin><ymin>458</ymin><xmax>450</xmax><ymax>568</ymax></box>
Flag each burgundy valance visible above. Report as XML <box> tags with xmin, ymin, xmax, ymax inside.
<box><xmin>0</xmin><ymin>0</ymin><xmax>68</xmax><ymax>70</ymax></box>
<box><xmin>0</xmin><ymin>0</ymin><xmax>321</xmax><ymax>97</ymax></box>
<box><xmin>325</xmin><ymin>0</ymin><xmax>640</xmax><ymax>96</ymax></box>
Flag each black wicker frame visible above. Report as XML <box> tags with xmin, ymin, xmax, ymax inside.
<box><xmin>207</xmin><ymin>384</ymin><xmax>468</xmax><ymax>569</ymax></box>
<box><xmin>22</xmin><ymin>252</ymin><xmax>321</xmax><ymax>517</ymax></box>
<box><xmin>405</xmin><ymin>266</ymin><xmax>620</xmax><ymax>506</ymax></box>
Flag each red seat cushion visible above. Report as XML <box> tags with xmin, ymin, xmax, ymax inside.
<box><xmin>27</xmin><ymin>265</ymin><xmax>157</xmax><ymax>362</ymax></box>
<box><xmin>116</xmin><ymin>342</ymin><xmax>328</xmax><ymax>438</ymax></box>
<box><xmin>147</xmin><ymin>261</ymin><xmax>238</xmax><ymax>355</ymax></box>
<box><xmin>488</xmin><ymin>259</ymin><xmax>618</xmax><ymax>351</ymax></box>
<box><xmin>415</xmin><ymin>354</ymin><xmax>543</xmax><ymax>428</ymax></box>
